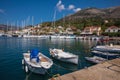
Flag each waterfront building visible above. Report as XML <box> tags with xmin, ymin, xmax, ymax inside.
<box><xmin>105</xmin><ymin>26</ymin><xmax>120</xmax><ymax>33</ymax></box>
<box><xmin>81</xmin><ymin>26</ymin><xmax>101</xmax><ymax>36</ymax></box>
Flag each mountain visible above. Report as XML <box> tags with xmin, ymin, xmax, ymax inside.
<box><xmin>0</xmin><ymin>24</ymin><xmax>21</xmax><ymax>31</ymax></box>
<box><xmin>64</xmin><ymin>6</ymin><xmax>120</xmax><ymax>20</ymax></box>
<box><xmin>54</xmin><ymin>6</ymin><xmax>120</xmax><ymax>30</ymax></box>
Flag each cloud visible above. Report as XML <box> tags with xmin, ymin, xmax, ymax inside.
<box><xmin>0</xmin><ymin>9</ymin><xmax>5</xmax><ymax>14</ymax></box>
<box><xmin>56</xmin><ymin>0</ymin><xmax>62</xmax><ymax>7</ymax></box>
<box><xmin>58</xmin><ymin>4</ymin><xmax>65</xmax><ymax>11</ymax></box>
<box><xmin>73</xmin><ymin>8</ymin><xmax>81</xmax><ymax>12</ymax></box>
<box><xmin>68</xmin><ymin>4</ymin><xmax>81</xmax><ymax>12</ymax></box>
<box><xmin>56</xmin><ymin>0</ymin><xmax>81</xmax><ymax>13</ymax></box>
<box><xmin>56</xmin><ymin>0</ymin><xmax>65</xmax><ymax>12</ymax></box>
<box><xmin>68</xmin><ymin>5</ymin><xmax>75</xmax><ymax>10</ymax></box>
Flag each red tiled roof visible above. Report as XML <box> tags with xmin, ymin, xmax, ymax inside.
<box><xmin>108</xmin><ymin>26</ymin><xmax>118</xmax><ymax>29</ymax></box>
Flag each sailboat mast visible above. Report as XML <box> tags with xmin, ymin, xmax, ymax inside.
<box><xmin>53</xmin><ymin>8</ymin><xmax>57</xmax><ymax>28</ymax></box>
<box><xmin>32</xmin><ymin>16</ymin><xmax>34</xmax><ymax>27</ymax></box>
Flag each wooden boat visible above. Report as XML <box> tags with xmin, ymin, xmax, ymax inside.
<box><xmin>49</xmin><ymin>48</ymin><xmax>78</xmax><ymax>64</ymax></box>
<box><xmin>22</xmin><ymin>49</ymin><xmax>53</xmax><ymax>74</ymax></box>
<box><xmin>85</xmin><ymin>56</ymin><xmax>107</xmax><ymax>64</ymax></box>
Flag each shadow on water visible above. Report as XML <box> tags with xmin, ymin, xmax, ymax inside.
<box><xmin>25</xmin><ymin>73</ymin><xmax>49</xmax><ymax>80</ymax></box>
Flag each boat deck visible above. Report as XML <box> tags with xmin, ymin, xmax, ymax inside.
<box><xmin>49</xmin><ymin>58</ymin><xmax>120</xmax><ymax>80</ymax></box>
<box><xmin>24</xmin><ymin>53</ymin><xmax>48</xmax><ymax>63</ymax></box>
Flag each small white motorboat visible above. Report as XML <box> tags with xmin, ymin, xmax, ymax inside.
<box><xmin>22</xmin><ymin>49</ymin><xmax>53</xmax><ymax>74</ymax></box>
<box><xmin>49</xmin><ymin>48</ymin><xmax>78</xmax><ymax>64</ymax></box>
<box><xmin>92</xmin><ymin>45</ymin><xmax>120</xmax><ymax>53</ymax></box>
<box><xmin>85</xmin><ymin>56</ymin><xmax>107</xmax><ymax>64</ymax></box>
<box><xmin>91</xmin><ymin>50</ymin><xmax>120</xmax><ymax>59</ymax></box>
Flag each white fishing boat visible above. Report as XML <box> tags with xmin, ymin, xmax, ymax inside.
<box><xmin>49</xmin><ymin>48</ymin><xmax>78</xmax><ymax>64</ymax></box>
<box><xmin>50</xmin><ymin>34</ymin><xmax>59</xmax><ymax>39</ymax></box>
<box><xmin>91</xmin><ymin>50</ymin><xmax>120</xmax><ymax>59</ymax></box>
<box><xmin>22</xmin><ymin>49</ymin><xmax>53</xmax><ymax>74</ymax></box>
<box><xmin>92</xmin><ymin>45</ymin><xmax>120</xmax><ymax>53</ymax></box>
<box><xmin>65</xmin><ymin>34</ymin><xmax>76</xmax><ymax>39</ymax></box>
<box><xmin>85</xmin><ymin>56</ymin><xmax>107</xmax><ymax>64</ymax></box>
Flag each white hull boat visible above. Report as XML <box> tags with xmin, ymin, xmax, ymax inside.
<box><xmin>92</xmin><ymin>45</ymin><xmax>120</xmax><ymax>53</ymax></box>
<box><xmin>49</xmin><ymin>48</ymin><xmax>78</xmax><ymax>64</ymax></box>
<box><xmin>65</xmin><ymin>35</ymin><xmax>76</xmax><ymax>39</ymax></box>
<box><xmin>85</xmin><ymin>56</ymin><xmax>107</xmax><ymax>64</ymax></box>
<box><xmin>22</xmin><ymin>49</ymin><xmax>53</xmax><ymax>74</ymax></box>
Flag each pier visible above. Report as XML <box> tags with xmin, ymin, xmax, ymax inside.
<box><xmin>50</xmin><ymin>58</ymin><xmax>120</xmax><ymax>80</ymax></box>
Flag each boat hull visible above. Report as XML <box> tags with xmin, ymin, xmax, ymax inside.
<box><xmin>85</xmin><ymin>56</ymin><xmax>106</xmax><ymax>64</ymax></box>
<box><xmin>24</xmin><ymin>60</ymin><xmax>46</xmax><ymax>74</ymax></box>
<box><xmin>93</xmin><ymin>46</ymin><xmax>120</xmax><ymax>53</ymax></box>
<box><xmin>49</xmin><ymin>49</ymin><xmax>78</xmax><ymax>64</ymax></box>
<box><xmin>51</xmin><ymin>54</ymin><xmax>78</xmax><ymax>64</ymax></box>
<box><xmin>22</xmin><ymin>52</ymin><xmax>53</xmax><ymax>74</ymax></box>
<box><xmin>91</xmin><ymin>51</ymin><xmax>120</xmax><ymax>59</ymax></box>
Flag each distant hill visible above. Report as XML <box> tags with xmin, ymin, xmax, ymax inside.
<box><xmin>0</xmin><ymin>24</ymin><xmax>21</xmax><ymax>31</ymax></box>
<box><xmin>63</xmin><ymin>6</ymin><xmax>120</xmax><ymax>20</ymax></box>
<box><xmin>55</xmin><ymin>6</ymin><xmax>120</xmax><ymax>30</ymax></box>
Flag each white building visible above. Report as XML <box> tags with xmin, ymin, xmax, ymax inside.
<box><xmin>105</xmin><ymin>26</ymin><xmax>120</xmax><ymax>33</ymax></box>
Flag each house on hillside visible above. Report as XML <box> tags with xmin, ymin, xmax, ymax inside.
<box><xmin>57</xmin><ymin>26</ymin><xmax>65</xmax><ymax>34</ymax></box>
<box><xmin>81</xmin><ymin>26</ymin><xmax>101</xmax><ymax>36</ymax></box>
<box><xmin>66</xmin><ymin>27</ymin><xmax>74</xmax><ymax>34</ymax></box>
<box><xmin>105</xmin><ymin>26</ymin><xmax>120</xmax><ymax>33</ymax></box>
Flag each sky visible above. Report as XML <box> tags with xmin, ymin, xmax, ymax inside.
<box><xmin>0</xmin><ymin>0</ymin><xmax>120</xmax><ymax>26</ymax></box>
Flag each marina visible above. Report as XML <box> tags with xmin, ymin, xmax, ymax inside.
<box><xmin>0</xmin><ymin>0</ymin><xmax>120</xmax><ymax>80</ymax></box>
<box><xmin>0</xmin><ymin>37</ymin><xmax>96</xmax><ymax>80</ymax></box>
<box><xmin>0</xmin><ymin>37</ymin><xmax>119</xmax><ymax>80</ymax></box>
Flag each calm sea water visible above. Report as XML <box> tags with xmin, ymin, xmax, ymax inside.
<box><xmin>0</xmin><ymin>37</ymin><xmax>97</xmax><ymax>80</ymax></box>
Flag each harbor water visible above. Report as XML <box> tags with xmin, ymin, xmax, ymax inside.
<box><xmin>0</xmin><ymin>37</ymin><xmax>97</xmax><ymax>80</ymax></box>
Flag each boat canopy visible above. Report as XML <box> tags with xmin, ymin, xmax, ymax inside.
<box><xmin>30</xmin><ymin>49</ymin><xmax>40</xmax><ymax>63</ymax></box>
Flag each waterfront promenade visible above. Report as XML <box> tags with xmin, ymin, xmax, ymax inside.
<box><xmin>50</xmin><ymin>58</ymin><xmax>120</xmax><ymax>80</ymax></box>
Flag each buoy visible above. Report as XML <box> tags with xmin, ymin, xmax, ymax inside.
<box><xmin>25</xmin><ymin>65</ymin><xmax>29</xmax><ymax>73</ymax></box>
